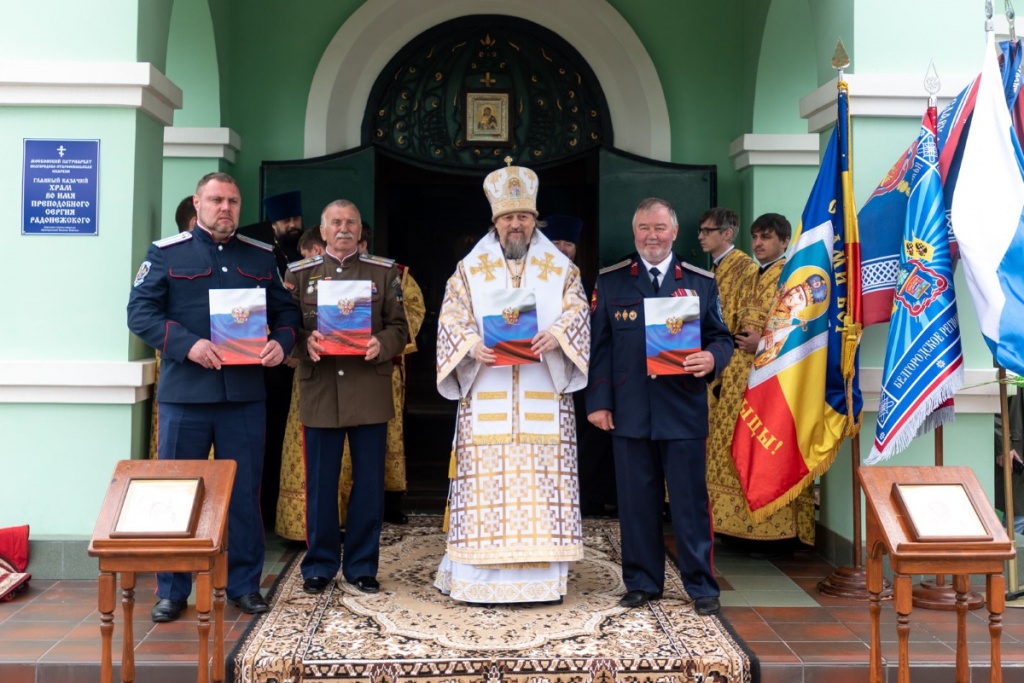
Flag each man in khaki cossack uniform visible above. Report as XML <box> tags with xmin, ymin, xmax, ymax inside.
<box><xmin>289</xmin><ymin>199</ymin><xmax>408</xmax><ymax>596</ymax></box>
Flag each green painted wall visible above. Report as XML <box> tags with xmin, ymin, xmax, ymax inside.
<box><xmin>167</xmin><ymin>0</ymin><xmax>221</xmax><ymax>127</ymax></box>
<box><xmin>2</xmin><ymin>0</ymin><xmax>144</xmax><ymax>60</ymax></box>
<box><xmin>606</xmin><ymin>0</ymin><xmax>746</xmax><ymax>215</ymax></box>
<box><xmin>854</xmin><ymin>0</ymin><xmax>984</xmax><ymax>74</ymax></box>
<box><xmin>0</xmin><ymin>1</ymin><xmax>170</xmax><ymax>544</ymax></box>
<box><xmin>0</xmin><ymin>108</ymin><xmax>147</xmax><ymax>360</ymax></box>
<box><xmin>1</xmin><ymin>405</ymin><xmax>137</xmax><ymax>537</ymax></box>
<box><xmin>227</xmin><ymin>0</ymin><xmax>364</xmax><ymax>218</ymax></box>
<box><xmin>748</xmin><ymin>166</ymin><xmax>817</xmax><ymax>237</ymax></box>
<box><xmin>808</xmin><ymin>0</ymin><xmax>854</xmax><ymax>83</ymax></box>
<box><xmin>137</xmin><ymin>0</ymin><xmax>174</xmax><ymax>70</ymax></box>
<box><xmin>753</xmin><ymin>0</ymin><xmax>815</xmax><ymax>134</ymax></box>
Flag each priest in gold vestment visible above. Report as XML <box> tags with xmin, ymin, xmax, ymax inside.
<box><xmin>706</xmin><ymin>213</ymin><xmax>815</xmax><ymax>548</ymax></box>
<box><xmin>434</xmin><ymin>162</ymin><xmax>590</xmax><ymax>605</ymax></box>
<box><xmin>697</xmin><ymin>208</ymin><xmax>757</xmax><ymax>414</ymax></box>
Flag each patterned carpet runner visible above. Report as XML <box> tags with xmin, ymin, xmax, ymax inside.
<box><xmin>232</xmin><ymin>517</ymin><xmax>756</xmax><ymax>682</ymax></box>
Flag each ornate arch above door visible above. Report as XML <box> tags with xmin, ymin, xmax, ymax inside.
<box><xmin>304</xmin><ymin>0</ymin><xmax>670</xmax><ymax>161</ymax></box>
<box><xmin>364</xmin><ymin>15</ymin><xmax>612</xmax><ymax>169</ymax></box>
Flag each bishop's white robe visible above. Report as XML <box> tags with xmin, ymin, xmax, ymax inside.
<box><xmin>434</xmin><ymin>230</ymin><xmax>590</xmax><ymax>604</ymax></box>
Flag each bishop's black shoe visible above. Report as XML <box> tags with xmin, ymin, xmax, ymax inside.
<box><xmin>353</xmin><ymin>576</ymin><xmax>380</xmax><ymax>594</ymax></box>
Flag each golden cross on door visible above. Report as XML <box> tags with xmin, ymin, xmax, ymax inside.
<box><xmin>479</xmin><ymin>72</ymin><xmax>496</xmax><ymax>87</ymax></box>
<box><xmin>470</xmin><ymin>253</ymin><xmax>503</xmax><ymax>281</ymax></box>
<box><xmin>530</xmin><ymin>252</ymin><xmax>564</xmax><ymax>282</ymax></box>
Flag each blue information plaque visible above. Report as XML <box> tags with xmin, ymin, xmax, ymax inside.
<box><xmin>22</xmin><ymin>139</ymin><xmax>100</xmax><ymax>236</ymax></box>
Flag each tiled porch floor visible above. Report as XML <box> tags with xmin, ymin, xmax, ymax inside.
<box><xmin>2</xmin><ymin>528</ymin><xmax>1023</xmax><ymax>683</ymax></box>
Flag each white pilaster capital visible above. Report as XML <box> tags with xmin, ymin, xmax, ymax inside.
<box><xmin>0</xmin><ymin>360</ymin><xmax>156</xmax><ymax>405</ymax></box>
<box><xmin>164</xmin><ymin>127</ymin><xmax>241</xmax><ymax>163</ymax></box>
<box><xmin>728</xmin><ymin>134</ymin><xmax>820</xmax><ymax>170</ymax></box>
<box><xmin>0</xmin><ymin>61</ymin><xmax>182</xmax><ymax>125</ymax></box>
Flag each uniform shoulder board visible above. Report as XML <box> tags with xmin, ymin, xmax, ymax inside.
<box><xmin>683</xmin><ymin>262</ymin><xmax>714</xmax><ymax>279</ymax></box>
<box><xmin>235</xmin><ymin>233</ymin><xmax>274</xmax><ymax>252</ymax></box>
<box><xmin>153</xmin><ymin>232</ymin><xmax>193</xmax><ymax>248</ymax></box>
<box><xmin>359</xmin><ymin>253</ymin><xmax>396</xmax><ymax>268</ymax></box>
<box><xmin>287</xmin><ymin>255</ymin><xmax>323</xmax><ymax>273</ymax></box>
<box><xmin>598</xmin><ymin>258</ymin><xmax>632</xmax><ymax>275</ymax></box>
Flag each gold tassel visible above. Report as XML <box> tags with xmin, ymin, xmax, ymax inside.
<box><xmin>443</xmin><ymin>444</ymin><xmax>457</xmax><ymax>533</ymax></box>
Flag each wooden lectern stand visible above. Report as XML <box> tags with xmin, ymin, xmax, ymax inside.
<box><xmin>860</xmin><ymin>466</ymin><xmax>1015</xmax><ymax>683</ymax></box>
<box><xmin>88</xmin><ymin>459</ymin><xmax>235</xmax><ymax>683</ymax></box>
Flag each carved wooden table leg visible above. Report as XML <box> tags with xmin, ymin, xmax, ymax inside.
<box><xmin>987</xmin><ymin>572</ymin><xmax>1006</xmax><ymax>683</ymax></box>
<box><xmin>212</xmin><ymin>552</ymin><xmax>227</xmax><ymax>683</ymax></box>
<box><xmin>867</xmin><ymin>548</ymin><xmax>884</xmax><ymax>683</ymax></box>
<box><xmin>953</xmin><ymin>574</ymin><xmax>970</xmax><ymax>683</ymax></box>
<box><xmin>98</xmin><ymin>571</ymin><xmax>116</xmax><ymax>683</ymax></box>
<box><xmin>120</xmin><ymin>572</ymin><xmax>136</xmax><ymax>683</ymax></box>
<box><xmin>894</xmin><ymin>574</ymin><xmax>913</xmax><ymax>683</ymax></box>
<box><xmin>196</xmin><ymin>569</ymin><xmax>212</xmax><ymax>683</ymax></box>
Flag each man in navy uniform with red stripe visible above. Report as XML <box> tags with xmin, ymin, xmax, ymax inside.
<box><xmin>586</xmin><ymin>197</ymin><xmax>732</xmax><ymax>615</ymax></box>
<box><xmin>128</xmin><ymin>172</ymin><xmax>300</xmax><ymax>622</ymax></box>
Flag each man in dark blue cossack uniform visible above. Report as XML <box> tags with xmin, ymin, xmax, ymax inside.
<box><xmin>586</xmin><ymin>197</ymin><xmax>732</xmax><ymax>616</ymax></box>
<box><xmin>128</xmin><ymin>172</ymin><xmax>300</xmax><ymax>623</ymax></box>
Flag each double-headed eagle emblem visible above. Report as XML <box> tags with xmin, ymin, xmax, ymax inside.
<box><xmin>502</xmin><ymin>306</ymin><xmax>520</xmax><ymax>325</ymax></box>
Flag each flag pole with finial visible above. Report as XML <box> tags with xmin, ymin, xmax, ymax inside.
<box><xmin>817</xmin><ymin>38</ymin><xmax>889</xmax><ymax>601</ymax></box>
<box><xmin>909</xmin><ymin>60</ymin><xmax>986</xmax><ymax>610</ymax></box>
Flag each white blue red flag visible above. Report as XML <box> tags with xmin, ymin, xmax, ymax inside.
<box><xmin>950</xmin><ymin>31</ymin><xmax>1024</xmax><ymax>377</ymax></box>
<box><xmin>865</xmin><ymin>106</ymin><xmax>964</xmax><ymax>464</ymax></box>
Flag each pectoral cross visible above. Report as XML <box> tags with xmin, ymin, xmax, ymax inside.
<box><xmin>470</xmin><ymin>253</ymin><xmax>503</xmax><ymax>282</ymax></box>
<box><xmin>530</xmin><ymin>252</ymin><xmax>564</xmax><ymax>282</ymax></box>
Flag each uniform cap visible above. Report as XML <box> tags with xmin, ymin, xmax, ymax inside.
<box><xmin>542</xmin><ymin>215</ymin><xmax>582</xmax><ymax>244</ymax></box>
<box><xmin>263</xmin><ymin>191</ymin><xmax>302</xmax><ymax>223</ymax></box>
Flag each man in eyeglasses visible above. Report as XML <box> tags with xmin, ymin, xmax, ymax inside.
<box><xmin>696</xmin><ymin>208</ymin><xmax>757</xmax><ymax>412</ymax></box>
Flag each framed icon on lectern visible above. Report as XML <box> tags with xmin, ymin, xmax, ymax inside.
<box><xmin>891</xmin><ymin>482</ymin><xmax>992</xmax><ymax>543</ymax></box>
<box><xmin>111</xmin><ymin>477</ymin><xmax>204</xmax><ymax>538</ymax></box>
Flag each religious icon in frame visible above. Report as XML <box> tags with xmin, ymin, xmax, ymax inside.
<box><xmin>465</xmin><ymin>90</ymin><xmax>512</xmax><ymax>144</ymax></box>
<box><xmin>111</xmin><ymin>477</ymin><xmax>204</xmax><ymax>538</ymax></box>
<box><xmin>891</xmin><ymin>482</ymin><xmax>992</xmax><ymax>542</ymax></box>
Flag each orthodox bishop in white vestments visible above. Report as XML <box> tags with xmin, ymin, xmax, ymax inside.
<box><xmin>434</xmin><ymin>162</ymin><xmax>590</xmax><ymax>604</ymax></box>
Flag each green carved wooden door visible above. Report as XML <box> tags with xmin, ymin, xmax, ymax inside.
<box><xmin>261</xmin><ymin>145</ymin><xmax>377</xmax><ymax>229</ymax></box>
<box><xmin>597</xmin><ymin>147</ymin><xmax>716</xmax><ymax>269</ymax></box>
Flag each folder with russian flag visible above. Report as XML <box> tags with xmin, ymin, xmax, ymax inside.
<box><xmin>317</xmin><ymin>280</ymin><xmax>372</xmax><ymax>356</ymax></box>
<box><xmin>209</xmin><ymin>288</ymin><xmax>267</xmax><ymax>364</ymax></box>
<box><xmin>481</xmin><ymin>288</ymin><xmax>539</xmax><ymax>366</ymax></box>
<box><xmin>643</xmin><ymin>296</ymin><xmax>701</xmax><ymax>375</ymax></box>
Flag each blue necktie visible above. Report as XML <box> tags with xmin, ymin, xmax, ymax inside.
<box><xmin>650</xmin><ymin>267</ymin><xmax>661</xmax><ymax>291</ymax></box>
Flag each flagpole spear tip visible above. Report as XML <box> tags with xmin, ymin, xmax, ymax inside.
<box><xmin>924</xmin><ymin>60</ymin><xmax>940</xmax><ymax>106</ymax></box>
<box><xmin>1006</xmin><ymin>0</ymin><xmax>1018</xmax><ymax>41</ymax></box>
<box><xmin>832</xmin><ymin>38</ymin><xmax>850</xmax><ymax>80</ymax></box>
<box><xmin>987</xmin><ymin>0</ymin><xmax>995</xmax><ymax>32</ymax></box>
